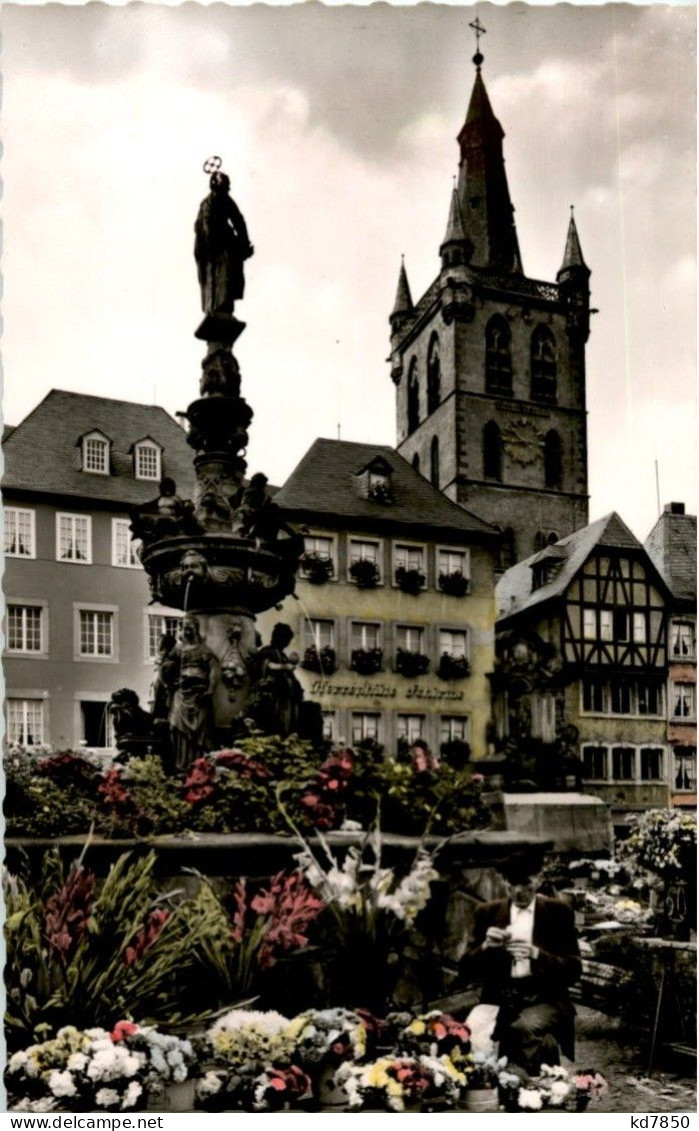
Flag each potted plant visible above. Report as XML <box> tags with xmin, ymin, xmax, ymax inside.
<box><xmin>395</xmin><ymin>565</ymin><xmax>426</xmax><ymax>595</ymax></box>
<box><xmin>349</xmin><ymin>558</ymin><xmax>381</xmax><ymax>588</ymax></box>
<box><xmin>368</xmin><ymin>481</ymin><xmax>394</xmax><ymax>504</ymax></box>
<box><xmin>196</xmin><ymin>1010</ymin><xmax>301</xmax><ymax>1112</ymax></box>
<box><xmin>438</xmin><ymin>571</ymin><xmax>470</xmax><ymax>597</ymax></box>
<box><xmin>351</xmin><ymin>647</ymin><xmax>383</xmax><ymax>676</ymax></box>
<box><xmin>395</xmin><ymin>649</ymin><xmax>430</xmax><ymax>678</ymax></box>
<box><xmin>6</xmin><ymin>1023</ymin><xmax>195</xmax><ymax>1113</ymax></box>
<box><xmin>440</xmin><ymin>738</ymin><xmax>471</xmax><ymax>768</ymax></box>
<box><xmin>301</xmin><ymin>645</ymin><xmax>337</xmax><ymax>675</ymax></box>
<box><xmin>438</xmin><ymin>653</ymin><xmax>471</xmax><ymax>680</ymax></box>
<box><xmin>301</xmin><ymin>553</ymin><xmax>334</xmax><ymax>585</ymax></box>
<box><xmin>336</xmin><ymin>1055</ymin><xmax>465</xmax><ymax>1112</ymax></box>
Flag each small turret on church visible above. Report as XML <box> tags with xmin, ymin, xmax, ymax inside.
<box><xmin>390</xmin><ymin>41</ymin><xmax>591</xmax><ymax>567</ymax></box>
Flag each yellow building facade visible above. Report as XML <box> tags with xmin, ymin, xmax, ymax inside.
<box><xmin>258</xmin><ymin>438</ymin><xmax>499</xmax><ymax>762</ymax></box>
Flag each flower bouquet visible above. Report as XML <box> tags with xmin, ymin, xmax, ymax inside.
<box><xmin>252</xmin><ymin>1065</ymin><xmax>312</xmax><ymax>1111</ymax></box>
<box><xmin>503</xmin><ymin>1064</ymin><xmax>608</xmax><ymax>1112</ymax></box>
<box><xmin>336</xmin><ymin>1054</ymin><xmax>466</xmax><ymax>1112</ymax></box>
<box><xmin>290</xmin><ymin>821</ymin><xmax>440</xmax><ymax>1015</ymax></box>
<box><xmin>293</xmin><ymin>1007</ymin><xmax>378</xmax><ymax>1107</ymax></box>
<box><xmin>6</xmin><ymin>1022</ymin><xmax>194</xmax><ymax>1113</ymax></box>
<box><xmin>397</xmin><ymin>1011</ymin><xmax>471</xmax><ymax>1066</ymax></box>
<box><xmin>196</xmin><ymin>1009</ymin><xmax>304</xmax><ymax>1111</ymax></box>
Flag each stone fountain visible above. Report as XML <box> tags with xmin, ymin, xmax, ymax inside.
<box><xmin>117</xmin><ymin>159</ymin><xmax>314</xmax><ymax>767</ymax></box>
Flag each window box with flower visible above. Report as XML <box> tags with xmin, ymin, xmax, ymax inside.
<box><xmin>438</xmin><ymin>654</ymin><xmax>471</xmax><ymax>680</ymax></box>
<box><xmin>368</xmin><ymin>481</ymin><xmax>394</xmax><ymax>504</ymax></box>
<box><xmin>349</xmin><ymin>559</ymin><xmax>381</xmax><ymax>588</ymax></box>
<box><xmin>302</xmin><ymin>646</ymin><xmax>337</xmax><ymax>675</ymax></box>
<box><xmin>301</xmin><ymin>553</ymin><xmax>335</xmax><ymax>585</ymax></box>
<box><xmin>395</xmin><ymin>649</ymin><xmax>430</xmax><ymax>678</ymax></box>
<box><xmin>438</xmin><ymin>571</ymin><xmax>470</xmax><ymax>597</ymax></box>
<box><xmin>395</xmin><ymin>565</ymin><xmax>427</xmax><ymax>595</ymax></box>
<box><xmin>351</xmin><ymin>648</ymin><xmax>384</xmax><ymax>676</ymax></box>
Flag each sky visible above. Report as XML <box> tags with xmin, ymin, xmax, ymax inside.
<box><xmin>2</xmin><ymin>2</ymin><xmax>696</xmax><ymax>543</ymax></box>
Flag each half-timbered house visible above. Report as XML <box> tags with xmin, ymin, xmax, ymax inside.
<box><xmin>493</xmin><ymin>512</ymin><xmax>672</xmax><ymax>820</ymax></box>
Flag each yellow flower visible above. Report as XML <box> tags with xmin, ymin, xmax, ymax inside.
<box><xmin>387</xmin><ymin>1080</ymin><xmax>402</xmax><ymax>1098</ymax></box>
<box><xmin>409</xmin><ymin>1020</ymin><xmax>426</xmax><ymax>1036</ymax></box>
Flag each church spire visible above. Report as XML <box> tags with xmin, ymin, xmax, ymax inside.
<box><xmin>455</xmin><ymin>48</ymin><xmax>522</xmax><ymax>274</ymax></box>
<box><xmin>390</xmin><ymin>256</ymin><xmax>413</xmax><ymax>325</ymax></box>
<box><xmin>558</xmin><ymin>206</ymin><xmax>588</xmax><ymax>275</ymax></box>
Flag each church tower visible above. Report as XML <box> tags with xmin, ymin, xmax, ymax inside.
<box><xmin>390</xmin><ymin>40</ymin><xmax>591</xmax><ymax>566</ymax></box>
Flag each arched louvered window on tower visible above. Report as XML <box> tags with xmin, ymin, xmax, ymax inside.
<box><xmin>407</xmin><ymin>359</ymin><xmax>420</xmax><ymax>434</ymax></box>
<box><xmin>412</xmin><ymin>452</ymin><xmax>421</xmax><ymax>475</ymax></box>
<box><xmin>531</xmin><ymin>325</ymin><xmax>557</xmax><ymax>401</ymax></box>
<box><xmin>427</xmin><ymin>334</ymin><xmax>441</xmax><ymax>414</ymax></box>
<box><xmin>544</xmin><ymin>429</ymin><xmax>563</xmax><ymax>489</ymax></box>
<box><xmin>483</xmin><ymin>421</ymin><xmax>502</xmax><ymax>481</ymax></box>
<box><xmin>485</xmin><ymin>315</ymin><xmax>512</xmax><ymax>395</ymax></box>
<box><xmin>430</xmin><ymin>436</ymin><xmax>440</xmax><ymax>487</ymax></box>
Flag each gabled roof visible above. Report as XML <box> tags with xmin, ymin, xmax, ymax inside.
<box><xmin>275</xmin><ymin>438</ymin><xmax>499</xmax><ymax>543</ymax></box>
<box><xmin>645</xmin><ymin>507</ymin><xmax>697</xmax><ymax>606</ymax></box>
<box><xmin>496</xmin><ymin>512</ymin><xmax>652</xmax><ymax>623</ymax></box>
<box><xmin>3</xmin><ymin>389</ymin><xmax>194</xmax><ymax>507</ymax></box>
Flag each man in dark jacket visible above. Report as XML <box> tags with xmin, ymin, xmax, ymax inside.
<box><xmin>464</xmin><ymin>858</ymin><xmax>581</xmax><ymax>1074</ymax></box>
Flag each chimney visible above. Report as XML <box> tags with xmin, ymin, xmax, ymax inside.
<box><xmin>665</xmin><ymin>502</ymin><xmax>686</xmax><ymax>515</ymax></box>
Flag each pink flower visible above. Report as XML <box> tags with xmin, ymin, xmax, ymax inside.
<box><xmin>123</xmin><ymin>908</ymin><xmax>171</xmax><ymax>966</ymax></box>
<box><xmin>111</xmin><ymin>1021</ymin><xmax>139</xmax><ymax>1042</ymax></box>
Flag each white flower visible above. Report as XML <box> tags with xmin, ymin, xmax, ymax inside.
<box><xmin>519</xmin><ymin>1088</ymin><xmax>543</xmax><ymax>1110</ymax></box>
<box><xmin>95</xmin><ymin>1088</ymin><xmax>120</xmax><ymax>1108</ymax></box>
<box><xmin>549</xmin><ymin>1081</ymin><xmax>571</xmax><ymax>1105</ymax></box>
<box><xmin>197</xmin><ymin>1071</ymin><xmax>223</xmax><ymax>1098</ymax></box>
<box><xmin>122</xmin><ymin>1081</ymin><xmax>143</xmax><ymax>1110</ymax></box>
<box><xmin>8</xmin><ymin>1051</ymin><xmax>28</xmax><ymax>1074</ymax></box>
<box><xmin>211</xmin><ymin>1009</ymin><xmax>290</xmax><ymax>1039</ymax></box>
<box><xmin>48</xmin><ymin>1070</ymin><xmax>77</xmax><ymax>1098</ymax></box>
<box><xmin>67</xmin><ymin>1052</ymin><xmax>88</xmax><ymax>1072</ymax></box>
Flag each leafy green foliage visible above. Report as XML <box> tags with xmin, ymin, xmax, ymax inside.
<box><xmin>5</xmin><ymin>735</ymin><xmax>488</xmax><ymax>840</ymax></box>
<box><xmin>4</xmin><ymin>851</ymin><xmax>232</xmax><ymax>1048</ymax></box>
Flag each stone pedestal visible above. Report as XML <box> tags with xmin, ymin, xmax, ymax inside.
<box><xmin>502</xmin><ymin>792</ymin><xmax>613</xmax><ymax>853</ymax></box>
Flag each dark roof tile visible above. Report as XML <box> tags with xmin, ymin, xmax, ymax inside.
<box><xmin>3</xmin><ymin>389</ymin><xmax>194</xmax><ymax>506</ymax></box>
<box><xmin>275</xmin><ymin>437</ymin><xmax>498</xmax><ymax>542</ymax></box>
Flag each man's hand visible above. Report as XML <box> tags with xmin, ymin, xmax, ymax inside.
<box><xmin>483</xmin><ymin>927</ymin><xmax>510</xmax><ymax>949</ymax></box>
<box><xmin>506</xmin><ymin>941</ymin><xmax>540</xmax><ymax>960</ymax></box>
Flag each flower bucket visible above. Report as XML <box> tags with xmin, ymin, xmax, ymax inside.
<box><xmin>147</xmin><ymin>1079</ymin><xmax>196</xmax><ymax>1113</ymax></box>
<box><xmin>460</xmin><ymin>1088</ymin><xmax>499</xmax><ymax>1112</ymax></box>
<box><xmin>317</xmin><ymin>1065</ymin><xmax>349</xmax><ymax>1110</ymax></box>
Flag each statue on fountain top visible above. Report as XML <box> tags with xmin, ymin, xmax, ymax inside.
<box><xmin>195</xmin><ymin>158</ymin><xmax>254</xmax><ymax>319</ymax></box>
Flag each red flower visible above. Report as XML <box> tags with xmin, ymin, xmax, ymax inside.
<box><xmin>111</xmin><ymin>1021</ymin><xmax>139</xmax><ymax>1042</ymax></box>
<box><xmin>44</xmin><ymin>865</ymin><xmax>95</xmax><ymax>964</ymax></box>
<box><xmin>229</xmin><ymin>879</ymin><xmax>248</xmax><ymax>944</ymax></box>
<box><xmin>249</xmin><ymin>871</ymin><xmax>324</xmax><ymax>968</ymax></box>
<box><xmin>124</xmin><ymin>908</ymin><xmax>171</xmax><ymax>966</ymax></box>
<box><xmin>183</xmin><ymin>757</ymin><xmax>216</xmax><ymax>805</ymax></box>
<box><xmin>98</xmin><ymin>768</ymin><xmax>132</xmax><ymax>811</ymax></box>
<box><xmin>215</xmin><ymin>749</ymin><xmax>271</xmax><ymax>780</ymax></box>
<box><xmin>260</xmin><ymin>1065</ymin><xmax>311</xmax><ymax>1106</ymax></box>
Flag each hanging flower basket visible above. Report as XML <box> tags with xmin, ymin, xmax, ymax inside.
<box><xmin>438</xmin><ymin>571</ymin><xmax>470</xmax><ymax>597</ymax></box>
<box><xmin>395</xmin><ymin>566</ymin><xmax>426</xmax><ymax>595</ymax></box>
<box><xmin>301</xmin><ymin>553</ymin><xmax>334</xmax><ymax>585</ymax></box>
<box><xmin>301</xmin><ymin>646</ymin><xmax>337</xmax><ymax>675</ymax></box>
<box><xmin>395</xmin><ymin>649</ymin><xmax>430</xmax><ymax>678</ymax></box>
<box><xmin>440</xmin><ymin>738</ymin><xmax>471</xmax><ymax>768</ymax></box>
<box><xmin>349</xmin><ymin>559</ymin><xmax>381</xmax><ymax>588</ymax></box>
<box><xmin>438</xmin><ymin>654</ymin><xmax>471</xmax><ymax>680</ymax></box>
<box><xmin>351</xmin><ymin>648</ymin><xmax>383</xmax><ymax>676</ymax></box>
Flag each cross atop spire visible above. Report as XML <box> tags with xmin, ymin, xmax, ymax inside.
<box><xmin>469</xmin><ymin>16</ymin><xmax>486</xmax><ymax>69</ymax></box>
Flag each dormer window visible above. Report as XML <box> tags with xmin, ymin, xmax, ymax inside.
<box><xmin>134</xmin><ymin>440</ymin><xmax>161</xmax><ymax>481</ymax></box>
<box><xmin>357</xmin><ymin>456</ymin><xmax>394</xmax><ymax>503</ymax></box>
<box><xmin>81</xmin><ymin>430</ymin><xmax>110</xmax><ymax>475</ymax></box>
